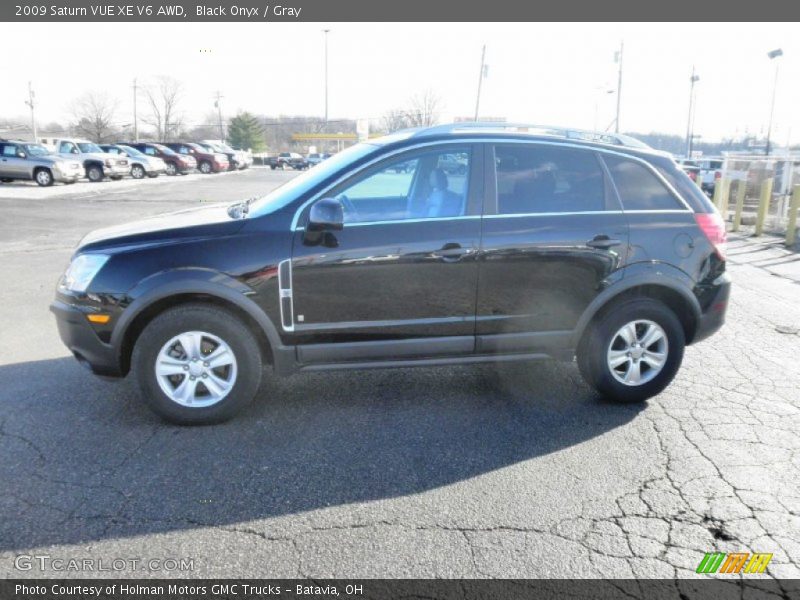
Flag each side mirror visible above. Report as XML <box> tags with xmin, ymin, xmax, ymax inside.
<box><xmin>304</xmin><ymin>198</ymin><xmax>343</xmax><ymax>246</ymax></box>
<box><xmin>16</xmin><ymin>151</ymin><xmax>26</xmax><ymax>159</ymax></box>
<box><xmin>308</xmin><ymin>198</ymin><xmax>344</xmax><ymax>232</ymax></box>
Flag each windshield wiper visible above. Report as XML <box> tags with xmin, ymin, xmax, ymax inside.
<box><xmin>227</xmin><ymin>196</ymin><xmax>258</xmax><ymax>219</ymax></box>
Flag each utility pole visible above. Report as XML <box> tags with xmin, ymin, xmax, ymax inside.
<box><xmin>24</xmin><ymin>81</ymin><xmax>37</xmax><ymax>141</ymax></box>
<box><xmin>685</xmin><ymin>67</ymin><xmax>700</xmax><ymax>158</ymax></box>
<box><xmin>474</xmin><ymin>44</ymin><xmax>487</xmax><ymax>121</ymax></box>
<box><xmin>323</xmin><ymin>29</ymin><xmax>330</xmax><ymax>122</ymax></box>
<box><xmin>614</xmin><ymin>42</ymin><xmax>623</xmax><ymax>133</ymax></box>
<box><xmin>765</xmin><ymin>48</ymin><xmax>783</xmax><ymax>156</ymax></box>
<box><xmin>132</xmin><ymin>78</ymin><xmax>139</xmax><ymax>142</ymax></box>
<box><xmin>214</xmin><ymin>91</ymin><xmax>224</xmax><ymax>141</ymax></box>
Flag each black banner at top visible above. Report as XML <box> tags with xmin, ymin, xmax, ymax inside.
<box><xmin>2</xmin><ymin>0</ymin><xmax>799</xmax><ymax>22</ymax></box>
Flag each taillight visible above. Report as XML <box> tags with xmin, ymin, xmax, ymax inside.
<box><xmin>714</xmin><ymin>171</ymin><xmax>721</xmax><ymax>180</ymax></box>
<box><xmin>695</xmin><ymin>212</ymin><xmax>727</xmax><ymax>260</ymax></box>
<box><xmin>688</xmin><ymin>172</ymin><xmax>697</xmax><ymax>181</ymax></box>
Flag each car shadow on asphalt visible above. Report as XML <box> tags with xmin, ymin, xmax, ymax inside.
<box><xmin>0</xmin><ymin>356</ymin><xmax>645</xmax><ymax>551</ymax></box>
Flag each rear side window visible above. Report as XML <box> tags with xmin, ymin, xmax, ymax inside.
<box><xmin>494</xmin><ymin>145</ymin><xmax>606</xmax><ymax>214</ymax></box>
<box><xmin>604</xmin><ymin>155</ymin><xmax>683</xmax><ymax>211</ymax></box>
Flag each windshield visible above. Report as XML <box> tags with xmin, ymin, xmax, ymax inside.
<box><xmin>23</xmin><ymin>144</ymin><xmax>51</xmax><ymax>156</ymax></box>
<box><xmin>249</xmin><ymin>143</ymin><xmax>378</xmax><ymax>218</ymax></box>
<box><xmin>119</xmin><ymin>145</ymin><xmax>146</xmax><ymax>158</ymax></box>
<box><xmin>154</xmin><ymin>144</ymin><xmax>178</xmax><ymax>156</ymax></box>
<box><xmin>77</xmin><ymin>142</ymin><xmax>103</xmax><ymax>153</ymax></box>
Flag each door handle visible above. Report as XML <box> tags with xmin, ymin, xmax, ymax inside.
<box><xmin>433</xmin><ymin>242</ymin><xmax>470</xmax><ymax>261</ymax></box>
<box><xmin>586</xmin><ymin>235</ymin><xmax>622</xmax><ymax>249</ymax></box>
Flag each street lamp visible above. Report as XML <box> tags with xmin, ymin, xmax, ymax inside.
<box><xmin>323</xmin><ymin>28</ymin><xmax>330</xmax><ymax>123</ymax></box>
<box><xmin>765</xmin><ymin>48</ymin><xmax>783</xmax><ymax>156</ymax></box>
<box><xmin>685</xmin><ymin>67</ymin><xmax>700</xmax><ymax>158</ymax></box>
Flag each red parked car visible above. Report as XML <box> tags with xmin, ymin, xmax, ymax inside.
<box><xmin>121</xmin><ymin>142</ymin><xmax>196</xmax><ymax>176</ymax></box>
<box><xmin>164</xmin><ymin>142</ymin><xmax>229</xmax><ymax>174</ymax></box>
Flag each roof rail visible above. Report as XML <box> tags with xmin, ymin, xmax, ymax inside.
<box><xmin>410</xmin><ymin>122</ymin><xmax>651</xmax><ymax>149</ymax></box>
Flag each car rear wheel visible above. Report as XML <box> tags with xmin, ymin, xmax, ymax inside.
<box><xmin>34</xmin><ymin>168</ymin><xmax>53</xmax><ymax>187</ymax></box>
<box><xmin>131</xmin><ymin>165</ymin><xmax>146</xmax><ymax>179</ymax></box>
<box><xmin>86</xmin><ymin>165</ymin><xmax>104</xmax><ymax>182</ymax></box>
<box><xmin>577</xmin><ymin>298</ymin><xmax>685</xmax><ymax>403</ymax></box>
<box><xmin>165</xmin><ymin>162</ymin><xmax>177</xmax><ymax>176</ymax></box>
<box><xmin>132</xmin><ymin>304</ymin><xmax>263</xmax><ymax>425</ymax></box>
<box><xmin>199</xmin><ymin>160</ymin><xmax>212</xmax><ymax>174</ymax></box>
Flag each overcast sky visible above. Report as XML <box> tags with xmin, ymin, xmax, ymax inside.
<box><xmin>2</xmin><ymin>22</ymin><xmax>798</xmax><ymax>143</ymax></box>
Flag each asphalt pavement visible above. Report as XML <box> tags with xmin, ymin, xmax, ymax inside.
<box><xmin>0</xmin><ymin>168</ymin><xmax>799</xmax><ymax>585</ymax></box>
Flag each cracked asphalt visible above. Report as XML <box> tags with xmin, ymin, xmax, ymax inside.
<box><xmin>0</xmin><ymin>168</ymin><xmax>799</xmax><ymax>583</ymax></box>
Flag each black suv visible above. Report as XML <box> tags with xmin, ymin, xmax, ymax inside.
<box><xmin>52</xmin><ymin>123</ymin><xmax>730</xmax><ymax>425</ymax></box>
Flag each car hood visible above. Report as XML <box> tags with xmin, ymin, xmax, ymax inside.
<box><xmin>77</xmin><ymin>202</ymin><xmax>245</xmax><ymax>252</ymax></box>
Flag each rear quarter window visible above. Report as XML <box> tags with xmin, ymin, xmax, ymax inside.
<box><xmin>604</xmin><ymin>155</ymin><xmax>684</xmax><ymax>211</ymax></box>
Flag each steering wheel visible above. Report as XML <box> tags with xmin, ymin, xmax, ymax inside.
<box><xmin>337</xmin><ymin>194</ymin><xmax>359</xmax><ymax>221</ymax></box>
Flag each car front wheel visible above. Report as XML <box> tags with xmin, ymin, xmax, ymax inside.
<box><xmin>131</xmin><ymin>165</ymin><xmax>146</xmax><ymax>179</ymax></box>
<box><xmin>577</xmin><ymin>298</ymin><xmax>685</xmax><ymax>403</ymax></box>
<box><xmin>165</xmin><ymin>162</ymin><xmax>177</xmax><ymax>176</ymax></box>
<box><xmin>86</xmin><ymin>165</ymin><xmax>104</xmax><ymax>182</ymax></box>
<box><xmin>132</xmin><ymin>304</ymin><xmax>263</xmax><ymax>425</ymax></box>
<box><xmin>34</xmin><ymin>168</ymin><xmax>54</xmax><ymax>187</ymax></box>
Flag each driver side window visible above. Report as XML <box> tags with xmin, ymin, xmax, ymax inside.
<box><xmin>333</xmin><ymin>147</ymin><xmax>471</xmax><ymax>224</ymax></box>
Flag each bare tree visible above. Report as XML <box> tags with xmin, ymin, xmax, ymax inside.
<box><xmin>143</xmin><ymin>76</ymin><xmax>184</xmax><ymax>142</ymax></box>
<box><xmin>380</xmin><ymin>108</ymin><xmax>411</xmax><ymax>133</ymax></box>
<box><xmin>69</xmin><ymin>92</ymin><xmax>119</xmax><ymax>142</ymax></box>
<box><xmin>405</xmin><ymin>89</ymin><xmax>442</xmax><ymax>127</ymax></box>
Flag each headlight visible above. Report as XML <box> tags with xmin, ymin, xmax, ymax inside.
<box><xmin>59</xmin><ymin>254</ymin><xmax>109</xmax><ymax>293</ymax></box>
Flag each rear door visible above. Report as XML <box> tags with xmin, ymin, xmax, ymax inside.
<box><xmin>476</xmin><ymin>142</ymin><xmax>629</xmax><ymax>353</ymax></box>
<box><xmin>0</xmin><ymin>143</ymin><xmax>28</xmax><ymax>178</ymax></box>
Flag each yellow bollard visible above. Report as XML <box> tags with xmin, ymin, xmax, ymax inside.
<box><xmin>719</xmin><ymin>178</ymin><xmax>732</xmax><ymax>221</ymax></box>
<box><xmin>786</xmin><ymin>185</ymin><xmax>800</xmax><ymax>247</ymax></box>
<box><xmin>732</xmin><ymin>179</ymin><xmax>747</xmax><ymax>232</ymax></box>
<box><xmin>755</xmin><ymin>178</ymin><xmax>773</xmax><ymax>236</ymax></box>
<box><xmin>712</xmin><ymin>178</ymin><xmax>723</xmax><ymax>210</ymax></box>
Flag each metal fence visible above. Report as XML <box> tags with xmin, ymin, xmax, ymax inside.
<box><xmin>718</xmin><ymin>156</ymin><xmax>800</xmax><ymax>238</ymax></box>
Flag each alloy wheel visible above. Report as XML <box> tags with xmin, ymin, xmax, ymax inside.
<box><xmin>606</xmin><ymin>319</ymin><xmax>668</xmax><ymax>386</ymax></box>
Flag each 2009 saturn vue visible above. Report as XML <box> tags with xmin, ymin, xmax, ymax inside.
<box><xmin>51</xmin><ymin>123</ymin><xmax>730</xmax><ymax>424</ymax></box>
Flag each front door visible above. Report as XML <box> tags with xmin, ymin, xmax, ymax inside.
<box><xmin>288</xmin><ymin>144</ymin><xmax>484</xmax><ymax>360</ymax></box>
<box><xmin>476</xmin><ymin>142</ymin><xmax>629</xmax><ymax>352</ymax></box>
<box><xmin>0</xmin><ymin>143</ymin><xmax>27</xmax><ymax>178</ymax></box>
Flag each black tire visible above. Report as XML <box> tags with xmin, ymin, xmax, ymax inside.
<box><xmin>199</xmin><ymin>160</ymin><xmax>212</xmax><ymax>174</ymax></box>
<box><xmin>148</xmin><ymin>173</ymin><xmax>159</xmax><ymax>178</ymax></box>
<box><xmin>165</xmin><ymin>162</ymin><xmax>177</xmax><ymax>176</ymax></box>
<box><xmin>270</xmin><ymin>165</ymin><xmax>276</xmax><ymax>170</ymax></box>
<box><xmin>132</xmin><ymin>304</ymin><xmax>263</xmax><ymax>425</ymax></box>
<box><xmin>34</xmin><ymin>168</ymin><xmax>53</xmax><ymax>187</ymax></box>
<box><xmin>131</xmin><ymin>164</ymin><xmax>146</xmax><ymax>179</ymax></box>
<box><xmin>110</xmin><ymin>175</ymin><xmax>123</xmax><ymax>181</ymax></box>
<box><xmin>577</xmin><ymin>298</ymin><xmax>685</xmax><ymax>403</ymax></box>
<box><xmin>86</xmin><ymin>164</ymin><xmax>104</xmax><ymax>182</ymax></box>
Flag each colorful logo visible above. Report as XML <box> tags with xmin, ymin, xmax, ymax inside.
<box><xmin>696</xmin><ymin>552</ymin><xmax>772</xmax><ymax>574</ymax></box>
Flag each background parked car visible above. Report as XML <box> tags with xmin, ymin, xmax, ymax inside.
<box><xmin>100</xmin><ymin>144</ymin><xmax>166</xmax><ymax>179</ymax></box>
<box><xmin>121</xmin><ymin>142</ymin><xmax>196</xmax><ymax>175</ymax></box>
<box><xmin>164</xmin><ymin>142</ymin><xmax>229</xmax><ymax>174</ymax></box>
<box><xmin>696</xmin><ymin>157</ymin><xmax>724</xmax><ymax>196</ymax></box>
<box><xmin>675</xmin><ymin>159</ymin><xmax>701</xmax><ymax>183</ymax></box>
<box><xmin>267</xmin><ymin>152</ymin><xmax>308</xmax><ymax>170</ymax></box>
<box><xmin>200</xmin><ymin>140</ymin><xmax>249</xmax><ymax>170</ymax></box>
<box><xmin>52</xmin><ymin>138</ymin><xmax>129</xmax><ymax>182</ymax></box>
<box><xmin>0</xmin><ymin>140</ymin><xmax>82</xmax><ymax>186</ymax></box>
<box><xmin>306</xmin><ymin>152</ymin><xmax>331</xmax><ymax>167</ymax></box>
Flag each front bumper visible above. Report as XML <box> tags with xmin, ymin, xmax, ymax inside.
<box><xmin>105</xmin><ymin>163</ymin><xmax>130</xmax><ymax>177</ymax></box>
<box><xmin>50</xmin><ymin>300</ymin><xmax>122</xmax><ymax>377</ymax></box>
<box><xmin>53</xmin><ymin>169</ymin><xmax>82</xmax><ymax>183</ymax></box>
<box><xmin>692</xmin><ymin>271</ymin><xmax>731</xmax><ymax>344</ymax></box>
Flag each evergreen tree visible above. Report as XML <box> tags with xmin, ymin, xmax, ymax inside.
<box><xmin>227</xmin><ymin>112</ymin><xmax>266</xmax><ymax>151</ymax></box>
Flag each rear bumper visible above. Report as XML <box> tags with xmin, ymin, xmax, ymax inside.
<box><xmin>50</xmin><ymin>300</ymin><xmax>122</xmax><ymax>377</ymax></box>
<box><xmin>692</xmin><ymin>271</ymin><xmax>731</xmax><ymax>344</ymax></box>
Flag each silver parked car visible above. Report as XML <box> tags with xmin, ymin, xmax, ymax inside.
<box><xmin>51</xmin><ymin>138</ymin><xmax>130</xmax><ymax>182</ymax></box>
<box><xmin>100</xmin><ymin>144</ymin><xmax>166</xmax><ymax>179</ymax></box>
<box><xmin>0</xmin><ymin>140</ymin><xmax>82</xmax><ymax>186</ymax></box>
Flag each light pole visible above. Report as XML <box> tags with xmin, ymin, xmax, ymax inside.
<box><xmin>323</xmin><ymin>28</ymin><xmax>330</xmax><ymax>123</ymax></box>
<box><xmin>765</xmin><ymin>48</ymin><xmax>783</xmax><ymax>156</ymax></box>
<box><xmin>474</xmin><ymin>44</ymin><xmax>487</xmax><ymax>121</ymax></box>
<box><xmin>214</xmin><ymin>91</ymin><xmax>224</xmax><ymax>141</ymax></box>
<box><xmin>614</xmin><ymin>41</ymin><xmax>623</xmax><ymax>133</ymax></box>
<box><xmin>685</xmin><ymin>67</ymin><xmax>700</xmax><ymax>158</ymax></box>
<box><xmin>132</xmin><ymin>78</ymin><xmax>139</xmax><ymax>142</ymax></box>
<box><xmin>24</xmin><ymin>81</ymin><xmax>37</xmax><ymax>141</ymax></box>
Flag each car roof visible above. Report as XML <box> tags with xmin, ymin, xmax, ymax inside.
<box><xmin>369</xmin><ymin>122</ymin><xmax>668</xmax><ymax>159</ymax></box>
